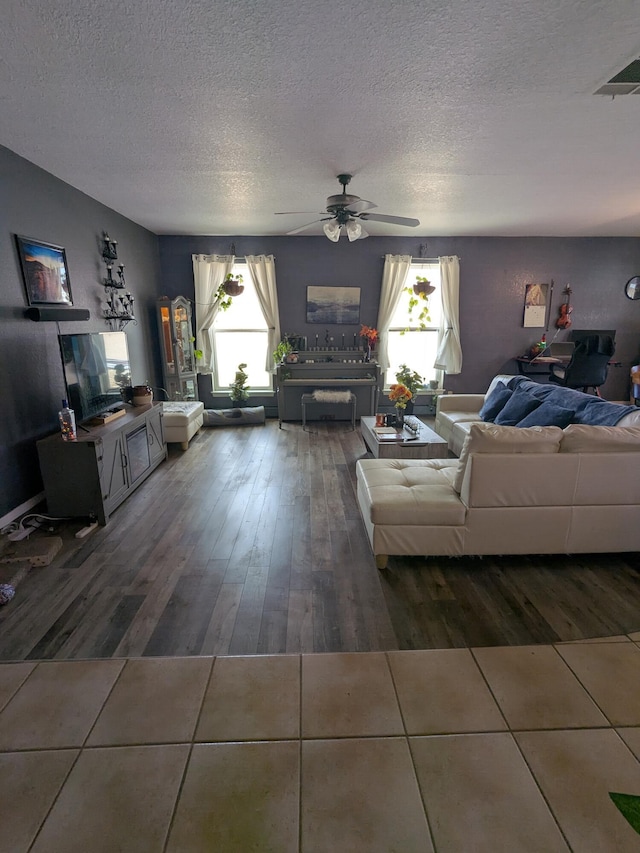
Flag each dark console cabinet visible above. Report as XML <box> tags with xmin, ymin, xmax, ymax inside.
<box><xmin>37</xmin><ymin>404</ymin><xmax>166</xmax><ymax>525</ymax></box>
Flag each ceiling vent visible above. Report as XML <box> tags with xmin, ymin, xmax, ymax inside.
<box><xmin>594</xmin><ymin>58</ymin><xmax>640</xmax><ymax>95</ymax></box>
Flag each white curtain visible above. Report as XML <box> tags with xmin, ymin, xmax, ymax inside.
<box><xmin>192</xmin><ymin>254</ymin><xmax>235</xmax><ymax>374</ymax></box>
<box><xmin>375</xmin><ymin>254</ymin><xmax>412</xmax><ymax>372</ymax></box>
<box><xmin>244</xmin><ymin>254</ymin><xmax>281</xmax><ymax>373</ymax></box>
<box><xmin>434</xmin><ymin>255</ymin><xmax>463</xmax><ymax>374</ymax></box>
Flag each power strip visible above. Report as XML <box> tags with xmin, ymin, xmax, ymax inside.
<box><xmin>75</xmin><ymin>521</ymin><xmax>98</xmax><ymax>539</ymax></box>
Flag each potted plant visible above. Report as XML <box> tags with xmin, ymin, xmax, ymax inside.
<box><xmin>273</xmin><ymin>339</ymin><xmax>293</xmax><ymax>364</ymax></box>
<box><xmin>229</xmin><ymin>363</ymin><xmax>249</xmax><ymax>404</ymax></box>
<box><xmin>395</xmin><ymin>364</ymin><xmax>424</xmax><ymax>413</ymax></box>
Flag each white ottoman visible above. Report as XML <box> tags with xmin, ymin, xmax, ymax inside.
<box><xmin>162</xmin><ymin>401</ymin><xmax>204</xmax><ymax>450</ymax></box>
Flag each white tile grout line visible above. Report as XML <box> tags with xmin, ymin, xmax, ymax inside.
<box><xmin>384</xmin><ymin>650</ymin><xmax>438</xmax><ymax>853</ymax></box>
<box><xmin>162</xmin><ymin>655</ymin><xmax>216</xmax><ymax>853</ymax></box>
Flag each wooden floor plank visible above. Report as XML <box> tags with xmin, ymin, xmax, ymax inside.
<box><xmin>286</xmin><ymin>589</ymin><xmax>314</xmax><ymax>653</ymax></box>
<box><xmin>200</xmin><ymin>582</ymin><xmax>244</xmax><ymax>655</ymax></box>
<box><xmin>2</xmin><ymin>417</ymin><xmax>640</xmax><ymax>660</ymax></box>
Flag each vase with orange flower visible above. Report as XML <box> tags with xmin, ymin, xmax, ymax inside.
<box><xmin>360</xmin><ymin>324</ymin><xmax>378</xmax><ymax>362</ymax></box>
<box><xmin>389</xmin><ymin>383</ymin><xmax>412</xmax><ymax>428</ymax></box>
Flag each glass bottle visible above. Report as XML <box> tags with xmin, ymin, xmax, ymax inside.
<box><xmin>58</xmin><ymin>399</ymin><xmax>77</xmax><ymax>441</ymax></box>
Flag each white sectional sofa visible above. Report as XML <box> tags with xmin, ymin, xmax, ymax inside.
<box><xmin>436</xmin><ymin>375</ymin><xmax>640</xmax><ymax>456</ymax></box>
<box><xmin>356</xmin><ymin>418</ymin><xmax>640</xmax><ymax>569</ymax></box>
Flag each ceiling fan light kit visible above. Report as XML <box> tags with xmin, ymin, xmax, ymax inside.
<box><xmin>276</xmin><ymin>173</ymin><xmax>420</xmax><ymax>241</ymax></box>
<box><xmin>323</xmin><ymin>221</ymin><xmax>341</xmax><ymax>241</ymax></box>
<box><xmin>346</xmin><ymin>220</ymin><xmax>362</xmax><ymax>241</ymax></box>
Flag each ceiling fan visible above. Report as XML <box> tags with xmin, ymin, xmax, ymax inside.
<box><xmin>275</xmin><ymin>174</ymin><xmax>420</xmax><ymax>241</ymax></box>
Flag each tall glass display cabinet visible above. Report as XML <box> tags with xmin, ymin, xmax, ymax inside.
<box><xmin>156</xmin><ymin>296</ymin><xmax>199</xmax><ymax>401</ymax></box>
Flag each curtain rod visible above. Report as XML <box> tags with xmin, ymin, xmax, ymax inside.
<box><xmin>380</xmin><ymin>256</ymin><xmax>440</xmax><ymax>262</ymax></box>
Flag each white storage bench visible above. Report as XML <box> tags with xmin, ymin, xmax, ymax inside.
<box><xmin>162</xmin><ymin>401</ymin><xmax>204</xmax><ymax>449</ymax></box>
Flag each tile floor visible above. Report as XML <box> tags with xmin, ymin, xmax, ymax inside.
<box><xmin>2</xmin><ymin>636</ymin><xmax>640</xmax><ymax>851</ymax></box>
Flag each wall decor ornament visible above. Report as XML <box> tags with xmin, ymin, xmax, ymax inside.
<box><xmin>15</xmin><ymin>235</ymin><xmax>73</xmax><ymax>306</ymax></box>
<box><xmin>101</xmin><ymin>232</ymin><xmax>136</xmax><ymax>331</ymax></box>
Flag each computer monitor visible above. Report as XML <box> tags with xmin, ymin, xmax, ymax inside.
<box><xmin>569</xmin><ymin>329</ymin><xmax>616</xmax><ymax>344</ymax></box>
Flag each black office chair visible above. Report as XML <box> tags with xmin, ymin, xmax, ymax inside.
<box><xmin>549</xmin><ymin>334</ymin><xmax>615</xmax><ymax>396</ymax></box>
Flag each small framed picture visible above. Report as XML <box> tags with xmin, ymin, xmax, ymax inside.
<box><xmin>285</xmin><ymin>334</ymin><xmax>307</xmax><ymax>351</ymax></box>
<box><xmin>523</xmin><ymin>282</ymin><xmax>549</xmax><ymax>328</ymax></box>
<box><xmin>15</xmin><ymin>235</ymin><xmax>73</xmax><ymax>305</ymax></box>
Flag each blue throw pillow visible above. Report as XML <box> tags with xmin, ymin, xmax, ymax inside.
<box><xmin>479</xmin><ymin>383</ymin><xmax>513</xmax><ymax>422</ymax></box>
<box><xmin>494</xmin><ymin>389</ymin><xmax>542</xmax><ymax>426</ymax></box>
<box><xmin>516</xmin><ymin>401</ymin><xmax>575</xmax><ymax>428</ymax></box>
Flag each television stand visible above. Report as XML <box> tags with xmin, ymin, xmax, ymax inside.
<box><xmin>37</xmin><ymin>403</ymin><xmax>166</xmax><ymax>525</ymax></box>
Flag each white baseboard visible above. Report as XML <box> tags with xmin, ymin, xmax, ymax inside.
<box><xmin>0</xmin><ymin>492</ymin><xmax>45</xmax><ymax>529</ymax></box>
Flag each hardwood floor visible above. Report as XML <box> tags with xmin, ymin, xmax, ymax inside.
<box><xmin>1</xmin><ymin>418</ymin><xmax>640</xmax><ymax>660</ymax></box>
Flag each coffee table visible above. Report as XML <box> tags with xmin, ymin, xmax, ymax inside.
<box><xmin>360</xmin><ymin>416</ymin><xmax>449</xmax><ymax>459</ymax></box>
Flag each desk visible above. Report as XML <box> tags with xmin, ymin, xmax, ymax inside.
<box><xmin>515</xmin><ymin>356</ymin><xmax>569</xmax><ymax>376</ymax></box>
<box><xmin>515</xmin><ymin>356</ymin><xmax>622</xmax><ymax>378</ymax></box>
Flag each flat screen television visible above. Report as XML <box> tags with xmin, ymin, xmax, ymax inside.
<box><xmin>59</xmin><ymin>331</ymin><xmax>132</xmax><ymax>423</ymax></box>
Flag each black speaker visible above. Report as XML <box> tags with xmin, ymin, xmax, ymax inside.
<box><xmin>24</xmin><ymin>306</ymin><xmax>91</xmax><ymax>322</ymax></box>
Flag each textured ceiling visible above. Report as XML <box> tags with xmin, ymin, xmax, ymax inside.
<box><xmin>2</xmin><ymin>0</ymin><xmax>640</xmax><ymax>236</ymax></box>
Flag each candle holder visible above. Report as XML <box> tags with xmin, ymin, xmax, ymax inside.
<box><xmin>101</xmin><ymin>232</ymin><xmax>136</xmax><ymax>330</ymax></box>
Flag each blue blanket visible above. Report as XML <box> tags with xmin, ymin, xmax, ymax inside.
<box><xmin>507</xmin><ymin>378</ymin><xmax>635</xmax><ymax>426</ymax></box>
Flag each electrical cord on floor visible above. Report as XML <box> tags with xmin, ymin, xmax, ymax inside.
<box><xmin>1</xmin><ymin>513</ymin><xmax>71</xmax><ymax>541</ymax></box>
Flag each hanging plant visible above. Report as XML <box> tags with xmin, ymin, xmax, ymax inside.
<box><xmin>402</xmin><ymin>278</ymin><xmax>434</xmax><ymax>332</ymax></box>
<box><xmin>222</xmin><ymin>272</ymin><xmax>244</xmax><ymax>296</ymax></box>
<box><xmin>413</xmin><ymin>275</ymin><xmax>436</xmax><ymax>297</ymax></box>
<box><xmin>191</xmin><ymin>336</ymin><xmax>203</xmax><ymax>361</ymax></box>
<box><xmin>215</xmin><ymin>274</ymin><xmax>244</xmax><ymax>310</ymax></box>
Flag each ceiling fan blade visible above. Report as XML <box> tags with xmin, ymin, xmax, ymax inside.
<box><xmin>347</xmin><ymin>199</ymin><xmax>377</xmax><ymax>213</ymax></box>
<box><xmin>275</xmin><ymin>210</ymin><xmax>323</xmax><ymax>215</ymax></box>
<box><xmin>359</xmin><ymin>213</ymin><xmax>420</xmax><ymax>227</ymax></box>
<box><xmin>286</xmin><ymin>219</ymin><xmax>327</xmax><ymax>235</ymax></box>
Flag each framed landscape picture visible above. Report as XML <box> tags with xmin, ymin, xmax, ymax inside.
<box><xmin>306</xmin><ymin>286</ymin><xmax>361</xmax><ymax>324</ymax></box>
<box><xmin>15</xmin><ymin>235</ymin><xmax>73</xmax><ymax>305</ymax></box>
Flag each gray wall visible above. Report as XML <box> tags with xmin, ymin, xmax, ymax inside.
<box><xmin>0</xmin><ymin>146</ymin><xmax>162</xmax><ymax>519</ymax></box>
<box><xmin>3</xmin><ymin>141</ymin><xmax>640</xmax><ymax>520</ymax></box>
<box><xmin>160</xmin><ymin>234</ymin><xmax>640</xmax><ymax>399</ymax></box>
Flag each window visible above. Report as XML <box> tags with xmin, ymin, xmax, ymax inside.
<box><xmin>211</xmin><ymin>264</ymin><xmax>271</xmax><ymax>393</ymax></box>
<box><xmin>384</xmin><ymin>263</ymin><xmax>442</xmax><ymax>389</ymax></box>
